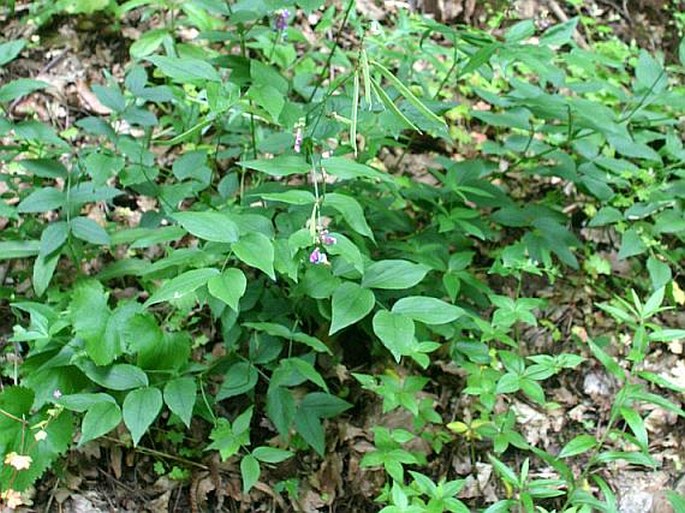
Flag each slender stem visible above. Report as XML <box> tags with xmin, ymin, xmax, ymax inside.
<box><xmin>435</xmin><ymin>35</ymin><xmax>460</xmax><ymax>100</ymax></box>
<box><xmin>619</xmin><ymin>68</ymin><xmax>666</xmax><ymax>124</ymax></box>
<box><xmin>248</xmin><ymin>100</ymin><xmax>258</xmax><ymax>159</ymax></box>
<box><xmin>238</xmin><ymin>24</ymin><xmax>258</xmax><ymax>159</ymax></box>
<box><xmin>0</xmin><ymin>407</ymin><xmax>27</xmax><ymax>425</ymax></box>
<box><xmin>199</xmin><ymin>380</ymin><xmax>217</xmax><ymax>425</ymax></box>
<box><xmin>394</xmin><ymin>34</ymin><xmax>460</xmax><ymax>172</ymax></box>
<box><xmin>306</xmin><ymin>0</ymin><xmax>356</xmax><ymax>104</ymax></box>
<box><xmin>102</xmin><ymin>435</ymin><xmax>209</xmax><ymax>470</ymax></box>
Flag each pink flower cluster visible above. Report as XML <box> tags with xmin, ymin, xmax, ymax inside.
<box><xmin>308</xmin><ymin>230</ymin><xmax>337</xmax><ymax>265</ymax></box>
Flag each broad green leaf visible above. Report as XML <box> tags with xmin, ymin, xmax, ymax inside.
<box><xmin>588</xmin><ymin>339</ymin><xmax>625</xmax><ymax>381</ymax></box>
<box><xmin>63</xmin><ymin>0</ymin><xmax>109</xmax><ymax>13</ymax></box>
<box><xmin>488</xmin><ymin>454</ymin><xmax>519</xmax><ymax>486</ymax></box>
<box><xmin>460</xmin><ymin>42</ymin><xmax>499</xmax><ymax>77</ymax></box>
<box><xmin>172</xmin><ymin>211</ymin><xmax>239</xmax><ymax>243</ymax></box>
<box><xmin>207</xmin><ymin>419</ymin><xmax>242</xmax><ymax>460</ymax></box>
<box><xmin>329</xmin><ymin>282</ymin><xmax>375</xmax><ymax>335</ymax></box>
<box><xmin>92</xmin><ymin>84</ymin><xmax>126</xmax><ymax>112</ymax></box>
<box><xmin>147</xmin><ymin>55</ymin><xmax>220</xmax><ymax>82</ymax></box>
<box><xmin>300</xmin><ymin>392</ymin><xmax>351</xmax><ymax>418</ymax></box>
<box><xmin>32</xmin><ymin>251</ymin><xmax>60</xmax><ymax>297</ymax></box>
<box><xmin>71</xmin><ymin>217</ymin><xmax>110</xmax><ymax>245</ymax></box>
<box><xmin>244</xmin><ymin>321</ymin><xmax>291</xmax><ymax>339</ymax></box>
<box><xmin>233</xmin><ymin>406</ymin><xmax>253</xmax><ymax>435</ymax></box>
<box><xmin>279</xmin><ymin>358</ymin><xmax>328</xmax><ymax>391</ymax></box>
<box><xmin>0</xmin><ymin>79</ymin><xmax>49</xmax><ymax>102</ymax></box>
<box><xmin>130</xmin><ymin>29</ymin><xmax>169</xmax><ymax>59</ymax></box>
<box><xmin>362</xmin><ymin>260</ymin><xmax>430</xmax><ymax>290</ymax></box>
<box><xmin>294</xmin><ymin>408</ymin><xmax>325</xmax><ymax>455</ymax></box>
<box><xmin>250</xmin><ymin>60</ymin><xmax>288</xmax><ymax>93</ymax></box>
<box><xmin>144</xmin><ymin>267</ymin><xmax>219</xmax><ymax>307</ymax></box>
<box><xmin>80</xmin><ymin>361</ymin><xmax>149</xmax><ymax>390</ymax></box>
<box><xmin>5</xmin><ymin>410</ymin><xmax>72</xmax><ymax>491</ymax></box>
<box><xmin>70</xmin><ymin>182</ymin><xmax>122</xmax><ymax>204</ymax></box>
<box><xmin>240</xmin><ymin>454</ymin><xmax>260</xmax><ymax>493</ymax></box>
<box><xmin>539</xmin><ymin>17</ymin><xmax>578</xmax><ymax>46</ymax></box>
<box><xmin>217</xmin><ymin>361</ymin><xmax>258</xmax><ymax>400</ymax></box>
<box><xmin>232</xmin><ymin>232</ymin><xmax>275</xmax><ymax>280</ymax></box>
<box><xmin>298</xmin><ymin>0</ymin><xmax>326</xmax><ymax>13</ymax></box>
<box><xmin>252</xmin><ymin>446</ymin><xmax>293</xmax><ymax>463</ymax></box>
<box><xmin>290</xmin><ymin>332</ymin><xmax>331</xmax><ymax>354</ymax></box>
<box><xmin>505</xmin><ymin>19</ymin><xmax>535</xmax><ymax>42</ymax></box>
<box><xmin>207</xmin><ymin>268</ymin><xmax>247</xmax><ymax>312</ymax></box>
<box><xmin>58</xmin><ymin>393</ymin><xmax>117</xmax><ymax>412</ymax></box>
<box><xmin>0</xmin><ymin>240</ymin><xmax>40</xmax><ymax>259</ymax></box>
<box><xmin>638</xmin><ymin>371</ymin><xmax>685</xmax><ymax>393</ymax></box>
<box><xmin>635</xmin><ymin>50</ymin><xmax>667</xmax><ymax>93</ymax></box>
<box><xmin>248</xmin><ymin>84</ymin><xmax>284</xmax><ymax>122</ymax></box>
<box><xmin>618</xmin><ymin>228</ymin><xmax>646</xmax><ymax>260</ymax></box>
<box><xmin>649</xmin><ymin>329</ymin><xmax>685</xmax><ymax>342</ymax></box>
<box><xmin>0</xmin><ymin>387</ymin><xmax>33</xmax><ymax>447</ymax></box>
<box><xmin>324</xmin><ymin>193</ymin><xmax>374</xmax><ymax>240</ymax></box>
<box><xmin>628</xmin><ymin>388</ymin><xmax>685</xmax><ymax>418</ymax></box>
<box><xmin>258</xmin><ymin>190</ymin><xmax>316</xmax><ymax>205</ymax></box>
<box><xmin>238</xmin><ymin>155</ymin><xmax>309</xmax><ymax>177</ymax></box>
<box><xmin>620</xmin><ymin>407</ymin><xmax>648</xmax><ymax>449</ymax></box>
<box><xmin>138</xmin><ymin>330</ymin><xmax>190</xmax><ymax>372</ymax></box>
<box><xmin>0</xmin><ymin>39</ymin><xmax>25</xmax><ymax>67</ymax></box>
<box><xmin>123</xmin><ymin>387</ymin><xmax>163</xmax><ymax>446</ymax></box>
<box><xmin>120</xmin><ymin>226</ymin><xmax>185</xmax><ymax>248</ymax></box>
<box><xmin>559</xmin><ymin>434</ymin><xmax>597</xmax><ymax>458</ymax></box>
<box><xmin>79</xmin><ymin>401</ymin><xmax>122</xmax><ymax>447</ymax></box>
<box><xmin>647</xmin><ymin>256</ymin><xmax>671</xmax><ymax>290</ymax></box>
<box><xmin>326</xmin><ymin>232</ymin><xmax>364</xmax><ymax>273</ymax></box>
<box><xmin>482</xmin><ymin>500</ymin><xmax>518</xmax><ymax>513</ymax></box>
<box><xmin>372</xmin><ymin>311</ymin><xmax>416</xmax><ymax>362</ymax></box>
<box><xmin>164</xmin><ymin>378</ymin><xmax>196</xmax><ymax>429</ymax></box>
<box><xmin>266</xmin><ymin>385</ymin><xmax>295</xmax><ymax>436</ymax></box>
<box><xmin>70</xmin><ymin>280</ymin><xmax>113</xmax><ymax>365</ymax></box>
<box><xmin>321</xmin><ymin>156</ymin><xmax>391</xmax><ymax>182</ymax></box>
<box><xmin>391</xmin><ymin>296</ymin><xmax>464</xmax><ymax>325</ymax></box>
<box><xmin>245</xmin><ymin>322</ymin><xmax>329</xmax><ymax>353</ymax></box>
<box><xmin>39</xmin><ymin>221</ymin><xmax>69</xmax><ymax>256</ymax></box>
<box><xmin>17</xmin><ymin>187</ymin><xmax>65</xmax><ymax>213</ymax></box>
<box><xmin>588</xmin><ymin>207</ymin><xmax>623</xmax><ymax>227</ymax></box>
<box><xmin>665</xmin><ymin>491</ymin><xmax>685</xmax><ymax>513</ymax></box>
<box><xmin>593</xmin><ymin>451</ymin><xmax>656</xmax><ymax>467</ymax></box>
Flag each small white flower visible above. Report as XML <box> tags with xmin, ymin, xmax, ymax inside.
<box><xmin>4</xmin><ymin>452</ymin><xmax>32</xmax><ymax>471</ymax></box>
<box><xmin>1</xmin><ymin>489</ymin><xmax>23</xmax><ymax>509</ymax></box>
<box><xmin>34</xmin><ymin>430</ymin><xmax>48</xmax><ymax>442</ymax></box>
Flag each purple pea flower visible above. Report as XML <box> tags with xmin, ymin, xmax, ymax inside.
<box><xmin>320</xmin><ymin>230</ymin><xmax>337</xmax><ymax>246</ymax></box>
<box><xmin>294</xmin><ymin>125</ymin><xmax>303</xmax><ymax>153</ymax></box>
<box><xmin>274</xmin><ymin>9</ymin><xmax>290</xmax><ymax>32</ymax></box>
<box><xmin>309</xmin><ymin>247</ymin><xmax>328</xmax><ymax>265</ymax></box>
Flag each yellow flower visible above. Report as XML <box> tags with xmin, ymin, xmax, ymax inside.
<box><xmin>0</xmin><ymin>489</ymin><xmax>23</xmax><ymax>509</ymax></box>
<box><xmin>4</xmin><ymin>452</ymin><xmax>32</xmax><ymax>471</ymax></box>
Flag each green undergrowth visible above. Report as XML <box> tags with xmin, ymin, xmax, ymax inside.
<box><xmin>0</xmin><ymin>1</ymin><xmax>684</xmax><ymax>511</ymax></box>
